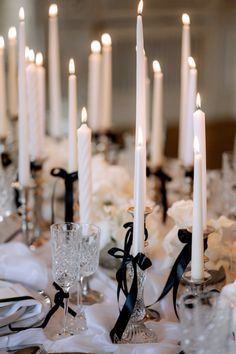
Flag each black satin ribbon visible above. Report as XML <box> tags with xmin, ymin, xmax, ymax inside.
<box><xmin>108</xmin><ymin>222</ymin><xmax>152</xmax><ymax>343</ymax></box>
<box><xmin>146</xmin><ymin>166</ymin><xmax>172</xmax><ymax>223</ymax></box>
<box><xmin>1</xmin><ymin>152</ymin><xmax>12</xmax><ymax>168</ymax></box>
<box><xmin>9</xmin><ymin>282</ymin><xmax>77</xmax><ymax>332</ymax></box>
<box><xmin>50</xmin><ymin>167</ymin><xmax>78</xmax><ymax>222</ymax></box>
<box><xmin>185</xmin><ymin>168</ymin><xmax>194</xmax><ymax>180</ymax></box>
<box><xmin>154</xmin><ymin>229</ymin><xmax>208</xmax><ymax>318</ymax></box>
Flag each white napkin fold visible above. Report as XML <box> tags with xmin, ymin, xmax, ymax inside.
<box><xmin>0</xmin><ymin>242</ymin><xmax>48</xmax><ymax>290</ymax></box>
<box><xmin>0</xmin><ymin>281</ymin><xmax>42</xmax><ymax>328</ymax></box>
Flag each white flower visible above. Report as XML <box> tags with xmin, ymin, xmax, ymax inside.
<box><xmin>167</xmin><ymin>200</ymin><xmax>193</xmax><ymax>228</ymax></box>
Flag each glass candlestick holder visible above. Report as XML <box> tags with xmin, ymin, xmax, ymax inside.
<box><xmin>117</xmin><ymin>263</ymin><xmax>157</xmax><ymax>344</ymax></box>
<box><xmin>127</xmin><ymin>206</ymin><xmax>160</xmax><ymax>323</ymax></box>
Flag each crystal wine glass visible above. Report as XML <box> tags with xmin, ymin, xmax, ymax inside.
<box><xmin>50</xmin><ymin>222</ymin><xmax>80</xmax><ymax>337</ymax></box>
<box><xmin>73</xmin><ymin>223</ymin><xmax>100</xmax><ymax>332</ymax></box>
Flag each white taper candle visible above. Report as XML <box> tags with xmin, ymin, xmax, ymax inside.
<box><xmin>7</xmin><ymin>27</ymin><xmax>18</xmax><ymax>118</ymax></box>
<box><xmin>179</xmin><ymin>13</ymin><xmax>191</xmax><ymax>162</ymax></box>
<box><xmin>88</xmin><ymin>40</ymin><xmax>101</xmax><ymax>132</ymax></box>
<box><xmin>68</xmin><ymin>58</ymin><xmax>78</xmax><ymax>173</ymax></box>
<box><xmin>150</xmin><ymin>60</ymin><xmax>163</xmax><ymax>168</ymax></box>
<box><xmin>191</xmin><ymin>136</ymin><xmax>204</xmax><ymax>281</ymax></box>
<box><xmin>36</xmin><ymin>52</ymin><xmax>46</xmax><ymax>159</ymax></box>
<box><xmin>77</xmin><ymin>107</ymin><xmax>92</xmax><ymax>224</ymax></box>
<box><xmin>183</xmin><ymin>56</ymin><xmax>197</xmax><ymax>167</ymax></box>
<box><xmin>101</xmin><ymin>33</ymin><xmax>112</xmax><ymax>131</ymax></box>
<box><xmin>48</xmin><ymin>4</ymin><xmax>61</xmax><ymax>138</ymax></box>
<box><xmin>18</xmin><ymin>8</ymin><xmax>30</xmax><ymax>186</ymax></box>
<box><xmin>193</xmin><ymin>93</ymin><xmax>207</xmax><ymax>229</ymax></box>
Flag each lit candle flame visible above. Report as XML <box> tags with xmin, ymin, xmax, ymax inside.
<box><xmin>36</xmin><ymin>52</ymin><xmax>43</xmax><ymax>66</ymax></box>
<box><xmin>91</xmin><ymin>40</ymin><xmax>101</xmax><ymax>54</ymax></box>
<box><xmin>29</xmin><ymin>49</ymin><xmax>35</xmax><ymax>63</ymax></box>
<box><xmin>69</xmin><ymin>58</ymin><xmax>75</xmax><ymax>75</ymax></box>
<box><xmin>138</xmin><ymin>128</ymin><xmax>143</xmax><ymax>146</ymax></box>
<box><xmin>81</xmin><ymin>107</ymin><xmax>87</xmax><ymax>124</ymax></box>
<box><xmin>196</xmin><ymin>93</ymin><xmax>201</xmax><ymax>109</ymax></box>
<box><xmin>8</xmin><ymin>27</ymin><xmax>17</xmax><ymax>40</ymax></box>
<box><xmin>153</xmin><ymin>60</ymin><xmax>161</xmax><ymax>73</ymax></box>
<box><xmin>0</xmin><ymin>37</ymin><xmax>5</xmax><ymax>49</ymax></box>
<box><xmin>138</xmin><ymin>0</ymin><xmax>143</xmax><ymax>15</ymax></box>
<box><xmin>101</xmin><ymin>33</ymin><xmax>112</xmax><ymax>46</ymax></box>
<box><xmin>25</xmin><ymin>46</ymin><xmax>29</xmax><ymax>60</ymax></box>
<box><xmin>193</xmin><ymin>136</ymin><xmax>200</xmax><ymax>154</ymax></box>
<box><xmin>188</xmin><ymin>56</ymin><xmax>196</xmax><ymax>69</ymax></box>
<box><xmin>49</xmin><ymin>4</ymin><xmax>58</xmax><ymax>17</ymax></box>
<box><xmin>19</xmin><ymin>7</ymin><xmax>25</xmax><ymax>21</ymax></box>
<box><xmin>182</xmin><ymin>13</ymin><xmax>190</xmax><ymax>25</ymax></box>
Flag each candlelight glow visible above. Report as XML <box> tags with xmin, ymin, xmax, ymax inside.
<box><xmin>182</xmin><ymin>13</ymin><xmax>190</xmax><ymax>25</ymax></box>
<box><xmin>194</xmin><ymin>136</ymin><xmax>200</xmax><ymax>154</ymax></box>
<box><xmin>25</xmin><ymin>46</ymin><xmax>29</xmax><ymax>60</ymax></box>
<box><xmin>101</xmin><ymin>33</ymin><xmax>112</xmax><ymax>46</ymax></box>
<box><xmin>153</xmin><ymin>60</ymin><xmax>161</xmax><ymax>73</ymax></box>
<box><xmin>196</xmin><ymin>93</ymin><xmax>201</xmax><ymax>109</ymax></box>
<box><xmin>81</xmin><ymin>107</ymin><xmax>87</xmax><ymax>124</ymax></box>
<box><xmin>69</xmin><ymin>58</ymin><xmax>75</xmax><ymax>75</ymax></box>
<box><xmin>0</xmin><ymin>37</ymin><xmax>5</xmax><ymax>49</ymax></box>
<box><xmin>91</xmin><ymin>40</ymin><xmax>101</xmax><ymax>54</ymax></box>
<box><xmin>138</xmin><ymin>0</ymin><xmax>143</xmax><ymax>15</ymax></box>
<box><xmin>8</xmin><ymin>27</ymin><xmax>17</xmax><ymax>40</ymax></box>
<box><xmin>138</xmin><ymin>128</ymin><xmax>143</xmax><ymax>146</ymax></box>
<box><xmin>19</xmin><ymin>7</ymin><xmax>25</xmax><ymax>21</ymax></box>
<box><xmin>36</xmin><ymin>52</ymin><xmax>43</xmax><ymax>66</ymax></box>
<box><xmin>49</xmin><ymin>4</ymin><xmax>58</xmax><ymax>17</ymax></box>
<box><xmin>28</xmin><ymin>49</ymin><xmax>35</xmax><ymax>63</ymax></box>
<box><xmin>188</xmin><ymin>56</ymin><xmax>196</xmax><ymax>69</ymax></box>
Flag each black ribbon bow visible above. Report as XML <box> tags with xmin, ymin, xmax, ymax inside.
<box><xmin>146</xmin><ymin>166</ymin><xmax>172</xmax><ymax>223</ymax></box>
<box><xmin>9</xmin><ymin>282</ymin><xmax>77</xmax><ymax>332</ymax></box>
<box><xmin>51</xmin><ymin>167</ymin><xmax>78</xmax><ymax>223</ymax></box>
<box><xmin>155</xmin><ymin>229</ymin><xmax>208</xmax><ymax>318</ymax></box>
<box><xmin>1</xmin><ymin>152</ymin><xmax>12</xmax><ymax>168</ymax></box>
<box><xmin>108</xmin><ymin>222</ymin><xmax>152</xmax><ymax>343</ymax></box>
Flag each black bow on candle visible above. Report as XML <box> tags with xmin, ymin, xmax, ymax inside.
<box><xmin>1</xmin><ymin>152</ymin><xmax>12</xmax><ymax>168</ymax></box>
<box><xmin>146</xmin><ymin>166</ymin><xmax>172</xmax><ymax>223</ymax></box>
<box><xmin>108</xmin><ymin>222</ymin><xmax>152</xmax><ymax>343</ymax></box>
<box><xmin>51</xmin><ymin>167</ymin><xmax>78</xmax><ymax>223</ymax></box>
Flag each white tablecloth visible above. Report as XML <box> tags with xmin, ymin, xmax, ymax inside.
<box><xmin>0</xmin><ymin>242</ymin><xmax>235</xmax><ymax>354</ymax></box>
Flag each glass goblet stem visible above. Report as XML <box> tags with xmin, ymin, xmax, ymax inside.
<box><xmin>63</xmin><ymin>292</ymin><xmax>69</xmax><ymax>335</ymax></box>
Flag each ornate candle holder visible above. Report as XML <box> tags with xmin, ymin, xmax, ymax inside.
<box><xmin>128</xmin><ymin>206</ymin><xmax>161</xmax><ymax>323</ymax></box>
<box><xmin>12</xmin><ymin>180</ymin><xmax>35</xmax><ymax>246</ymax></box>
<box><xmin>117</xmin><ymin>263</ymin><xmax>157</xmax><ymax>344</ymax></box>
<box><xmin>108</xmin><ymin>210</ymin><xmax>157</xmax><ymax>344</ymax></box>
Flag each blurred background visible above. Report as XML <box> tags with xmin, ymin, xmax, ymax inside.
<box><xmin>0</xmin><ymin>0</ymin><xmax>235</xmax><ymax>167</ymax></box>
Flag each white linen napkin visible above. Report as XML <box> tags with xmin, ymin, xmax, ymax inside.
<box><xmin>0</xmin><ymin>281</ymin><xmax>42</xmax><ymax>328</ymax></box>
<box><xmin>0</xmin><ymin>242</ymin><xmax>48</xmax><ymax>290</ymax></box>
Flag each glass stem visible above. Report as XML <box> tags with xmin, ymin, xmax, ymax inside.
<box><xmin>77</xmin><ymin>276</ymin><xmax>84</xmax><ymax>312</ymax></box>
<box><xmin>63</xmin><ymin>293</ymin><xmax>69</xmax><ymax>335</ymax></box>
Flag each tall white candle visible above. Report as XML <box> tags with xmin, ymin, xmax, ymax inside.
<box><xmin>36</xmin><ymin>52</ymin><xmax>46</xmax><ymax>159</ymax></box>
<box><xmin>193</xmin><ymin>93</ymin><xmax>207</xmax><ymax>229</ymax></box>
<box><xmin>68</xmin><ymin>58</ymin><xmax>78</xmax><ymax>173</ymax></box>
<box><xmin>133</xmin><ymin>128</ymin><xmax>145</xmax><ymax>255</ymax></box>
<box><xmin>101</xmin><ymin>33</ymin><xmax>112</xmax><ymax>132</ymax></box>
<box><xmin>48</xmin><ymin>4</ymin><xmax>61</xmax><ymax>138</ymax></box>
<box><xmin>7</xmin><ymin>27</ymin><xmax>17</xmax><ymax>118</ymax></box>
<box><xmin>145</xmin><ymin>55</ymin><xmax>150</xmax><ymax>141</ymax></box>
<box><xmin>133</xmin><ymin>0</ymin><xmax>146</xmax><ymax>255</ymax></box>
<box><xmin>88</xmin><ymin>40</ymin><xmax>101</xmax><ymax>132</ymax></box>
<box><xmin>18</xmin><ymin>8</ymin><xmax>30</xmax><ymax>186</ymax></box>
<box><xmin>179</xmin><ymin>13</ymin><xmax>191</xmax><ymax>162</ymax></box>
<box><xmin>26</xmin><ymin>49</ymin><xmax>41</xmax><ymax>161</ymax></box>
<box><xmin>183</xmin><ymin>57</ymin><xmax>197</xmax><ymax>167</ymax></box>
<box><xmin>150</xmin><ymin>60</ymin><xmax>163</xmax><ymax>168</ymax></box>
<box><xmin>191</xmin><ymin>136</ymin><xmax>204</xmax><ymax>281</ymax></box>
<box><xmin>77</xmin><ymin>108</ymin><xmax>92</xmax><ymax>224</ymax></box>
<box><xmin>0</xmin><ymin>37</ymin><xmax>7</xmax><ymax>139</ymax></box>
